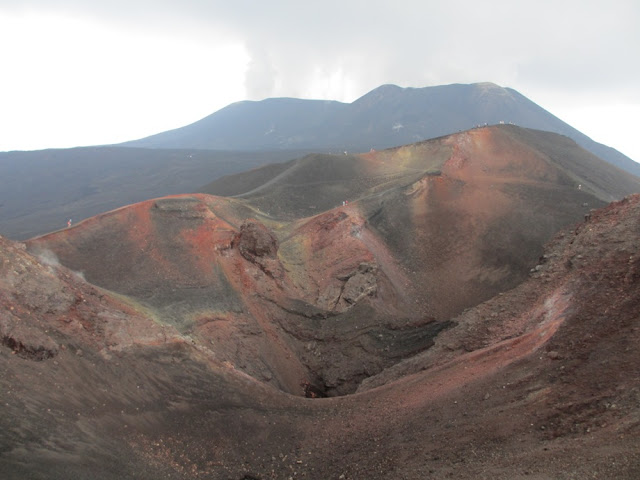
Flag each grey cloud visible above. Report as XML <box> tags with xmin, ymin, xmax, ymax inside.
<box><xmin>4</xmin><ymin>0</ymin><xmax>639</xmax><ymax>103</ymax></box>
<box><xmin>244</xmin><ymin>44</ymin><xmax>278</xmax><ymax>99</ymax></box>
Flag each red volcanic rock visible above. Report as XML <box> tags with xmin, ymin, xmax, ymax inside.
<box><xmin>232</xmin><ymin>220</ymin><xmax>284</xmax><ymax>280</ymax></box>
<box><xmin>232</xmin><ymin>219</ymin><xmax>278</xmax><ymax>260</ymax></box>
<box><xmin>24</xmin><ymin>125</ymin><xmax>640</xmax><ymax>399</ymax></box>
<box><xmin>0</xmin><ymin>234</ymin><xmax>181</xmax><ymax>360</ymax></box>
<box><xmin>4</xmin><ymin>126</ymin><xmax>640</xmax><ymax>478</ymax></box>
<box><xmin>4</xmin><ymin>195</ymin><xmax>640</xmax><ymax>479</ymax></box>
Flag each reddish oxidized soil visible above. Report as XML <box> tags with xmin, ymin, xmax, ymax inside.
<box><xmin>2</xmin><ymin>195</ymin><xmax>639</xmax><ymax>479</ymax></box>
<box><xmin>2</xmin><ymin>127</ymin><xmax>640</xmax><ymax>479</ymax></box>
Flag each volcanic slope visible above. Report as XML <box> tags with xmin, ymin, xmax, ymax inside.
<box><xmin>3</xmin><ymin>194</ymin><xmax>640</xmax><ymax>479</ymax></box>
<box><xmin>202</xmin><ymin>125</ymin><xmax>640</xmax><ymax>319</ymax></box>
<box><xmin>25</xmin><ymin>125</ymin><xmax>640</xmax><ymax>396</ymax></box>
<box><xmin>4</xmin><ymin>83</ymin><xmax>637</xmax><ymax>242</ymax></box>
<box><xmin>125</xmin><ymin>82</ymin><xmax>639</xmax><ymax>177</ymax></box>
<box><xmin>0</xmin><ymin>147</ymin><xmax>310</xmax><ymax>240</ymax></box>
<box><xmin>23</xmin><ymin>192</ymin><xmax>429</xmax><ymax>397</ymax></box>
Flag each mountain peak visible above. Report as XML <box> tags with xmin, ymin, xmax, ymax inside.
<box><xmin>471</xmin><ymin>81</ymin><xmax>513</xmax><ymax>98</ymax></box>
<box><xmin>118</xmin><ymin>82</ymin><xmax>639</xmax><ymax>178</ymax></box>
<box><xmin>352</xmin><ymin>83</ymin><xmax>404</xmax><ymax>105</ymax></box>
<box><xmin>472</xmin><ymin>81</ymin><xmax>502</xmax><ymax>89</ymax></box>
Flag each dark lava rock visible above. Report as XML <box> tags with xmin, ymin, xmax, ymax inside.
<box><xmin>0</xmin><ymin>315</ymin><xmax>59</xmax><ymax>361</ymax></box>
<box><xmin>233</xmin><ymin>220</ymin><xmax>279</xmax><ymax>261</ymax></box>
<box><xmin>341</xmin><ymin>263</ymin><xmax>378</xmax><ymax>306</ymax></box>
<box><xmin>233</xmin><ymin>220</ymin><xmax>284</xmax><ymax>280</ymax></box>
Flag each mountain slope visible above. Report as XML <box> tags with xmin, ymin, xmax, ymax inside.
<box><xmin>201</xmin><ymin>125</ymin><xmax>639</xmax><ymax>317</ymax></box>
<box><xmin>125</xmin><ymin>82</ymin><xmax>640</xmax><ymax>176</ymax></box>
<box><xmin>25</xmin><ymin>193</ymin><xmax>442</xmax><ymax>397</ymax></box>
<box><xmin>26</xmin><ymin>126</ymin><xmax>640</xmax><ymax>392</ymax></box>
<box><xmin>4</xmin><ymin>125</ymin><xmax>639</xmax><ymax>479</ymax></box>
<box><xmin>203</xmin><ymin>125</ymin><xmax>639</xmax><ymax>207</ymax></box>
<box><xmin>0</xmin><ymin>147</ymin><xmax>309</xmax><ymax>240</ymax></box>
<box><xmin>3</xmin><ymin>84</ymin><xmax>637</xmax><ymax>242</ymax></box>
<box><xmin>3</xmin><ymin>191</ymin><xmax>640</xmax><ymax>478</ymax></box>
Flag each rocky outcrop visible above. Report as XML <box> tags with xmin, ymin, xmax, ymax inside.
<box><xmin>232</xmin><ymin>220</ymin><xmax>284</xmax><ymax>279</ymax></box>
<box><xmin>340</xmin><ymin>262</ymin><xmax>378</xmax><ymax>305</ymax></box>
<box><xmin>233</xmin><ymin>220</ymin><xmax>278</xmax><ymax>259</ymax></box>
<box><xmin>0</xmin><ymin>314</ymin><xmax>59</xmax><ymax>361</ymax></box>
<box><xmin>317</xmin><ymin>262</ymin><xmax>379</xmax><ymax>313</ymax></box>
<box><xmin>153</xmin><ymin>196</ymin><xmax>208</xmax><ymax>218</ymax></box>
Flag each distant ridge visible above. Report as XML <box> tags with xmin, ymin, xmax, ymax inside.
<box><xmin>124</xmin><ymin>82</ymin><xmax>640</xmax><ymax>176</ymax></box>
<box><xmin>201</xmin><ymin>125</ymin><xmax>640</xmax><ymax>208</ymax></box>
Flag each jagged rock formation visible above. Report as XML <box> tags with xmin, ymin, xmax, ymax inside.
<box><xmin>232</xmin><ymin>220</ymin><xmax>284</xmax><ymax>279</ymax></box>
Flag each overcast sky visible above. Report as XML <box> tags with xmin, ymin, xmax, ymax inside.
<box><xmin>1</xmin><ymin>0</ymin><xmax>639</xmax><ymax>162</ymax></box>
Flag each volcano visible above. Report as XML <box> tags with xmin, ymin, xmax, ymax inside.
<box><xmin>2</xmin><ymin>82</ymin><xmax>638</xmax><ymax>242</ymax></box>
<box><xmin>125</xmin><ymin>82</ymin><xmax>640</xmax><ymax>177</ymax></box>
<box><xmin>2</xmin><ymin>125</ymin><xmax>640</xmax><ymax>479</ymax></box>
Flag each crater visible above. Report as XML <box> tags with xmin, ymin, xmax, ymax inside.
<box><xmin>277</xmin><ymin>307</ymin><xmax>454</xmax><ymax>398</ymax></box>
